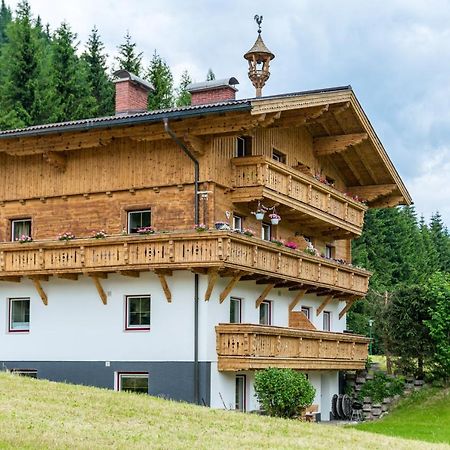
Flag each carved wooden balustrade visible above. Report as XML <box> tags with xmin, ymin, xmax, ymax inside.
<box><xmin>0</xmin><ymin>231</ymin><xmax>370</xmax><ymax>296</ymax></box>
<box><xmin>232</xmin><ymin>156</ymin><xmax>367</xmax><ymax>237</ymax></box>
<box><xmin>216</xmin><ymin>323</ymin><xmax>369</xmax><ymax>371</ymax></box>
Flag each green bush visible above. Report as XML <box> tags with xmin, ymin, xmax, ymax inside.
<box><xmin>358</xmin><ymin>372</ymin><xmax>404</xmax><ymax>403</ymax></box>
<box><xmin>254</xmin><ymin>368</ymin><xmax>315</xmax><ymax>418</ymax></box>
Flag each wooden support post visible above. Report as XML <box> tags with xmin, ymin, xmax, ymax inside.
<box><xmin>156</xmin><ymin>272</ymin><xmax>172</xmax><ymax>303</ymax></box>
<box><xmin>0</xmin><ymin>276</ymin><xmax>22</xmax><ymax>282</ymax></box>
<box><xmin>219</xmin><ymin>272</ymin><xmax>243</xmax><ymax>304</ymax></box>
<box><xmin>339</xmin><ymin>297</ymin><xmax>359</xmax><ymax>319</ymax></box>
<box><xmin>30</xmin><ymin>277</ymin><xmax>48</xmax><ymax>306</ymax></box>
<box><xmin>120</xmin><ymin>270</ymin><xmax>140</xmax><ymax>278</ymax></box>
<box><xmin>255</xmin><ymin>284</ymin><xmax>275</xmax><ymax>308</ymax></box>
<box><xmin>204</xmin><ymin>268</ymin><xmax>219</xmax><ymax>302</ymax></box>
<box><xmin>90</xmin><ymin>276</ymin><xmax>107</xmax><ymax>305</ymax></box>
<box><xmin>316</xmin><ymin>294</ymin><xmax>334</xmax><ymax>316</ymax></box>
<box><xmin>289</xmin><ymin>289</ymin><xmax>307</xmax><ymax>311</ymax></box>
<box><xmin>56</xmin><ymin>273</ymin><xmax>78</xmax><ymax>280</ymax></box>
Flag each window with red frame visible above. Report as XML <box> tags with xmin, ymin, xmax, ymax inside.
<box><xmin>9</xmin><ymin>298</ymin><xmax>30</xmax><ymax>332</ymax></box>
<box><xmin>125</xmin><ymin>296</ymin><xmax>151</xmax><ymax>330</ymax></box>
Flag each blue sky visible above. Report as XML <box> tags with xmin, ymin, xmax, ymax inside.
<box><xmin>10</xmin><ymin>0</ymin><xmax>450</xmax><ymax>226</ymax></box>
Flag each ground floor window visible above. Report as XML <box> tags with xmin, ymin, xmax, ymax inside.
<box><xmin>230</xmin><ymin>297</ymin><xmax>242</xmax><ymax>323</ymax></box>
<box><xmin>9</xmin><ymin>298</ymin><xmax>30</xmax><ymax>332</ymax></box>
<box><xmin>323</xmin><ymin>311</ymin><xmax>331</xmax><ymax>331</ymax></box>
<box><xmin>259</xmin><ymin>300</ymin><xmax>272</xmax><ymax>325</ymax></box>
<box><xmin>235</xmin><ymin>375</ymin><xmax>246</xmax><ymax>412</ymax></box>
<box><xmin>10</xmin><ymin>369</ymin><xmax>37</xmax><ymax>378</ymax></box>
<box><xmin>125</xmin><ymin>295</ymin><xmax>151</xmax><ymax>330</ymax></box>
<box><xmin>117</xmin><ymin>372</ymin><xmax>149</xmax><ymax>394</ymax></box>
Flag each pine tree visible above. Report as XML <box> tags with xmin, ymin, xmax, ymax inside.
<box><xmin>0</xmin><ymin>0</ymin><xmax>42</xmax><ymax>129</ymax></box>
<box><xmin>45</xmin><ymin>22</ymin><xmax>96</xmax><ymax>122</ymax></box>
<box><xmin>146</xmin><ymin>51</ymin><xmax>174</xmax><ymax>110</ymax></box>
<box><xmin>175</xmin><ymin>70</ymin><xmax>192</xmax><ymax>107</ymax></box>
<box><xmin>429</xmin><ymin>212</ymin><xmax>450</xmax><ymax>272</ymax></box>
<box><xmin>206</xmin><ymin>68</ymin><xmax>215</xmax><ymax>81</ymax></box>
<box><xmin>115</xmin><ymin>31</ymin><xmax>142</xmax><ymax>75</ymax></box>
<box><xmin>0</xmin><ymin>0</ymin><xmax>12</xmax><ymax>45</ymax></box>
<box><xmin>83</xmin><ymin>26</ymin><xmax>114</xmax><ymax>116</ymax></box>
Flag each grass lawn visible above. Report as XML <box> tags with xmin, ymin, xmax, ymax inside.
<box><xmin>356</xmin><ymin>387</ymin><xmax>450</xmax><ymax>445</ymax></box>
<box><xmin>0</xmin><ymin>373</ymin><xmax>448</xmax><ymax>449</ymax></box>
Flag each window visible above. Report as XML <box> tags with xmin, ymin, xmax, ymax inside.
<box><xmin>325</xmin><ymin>245</ymin><xmax>334</xmax><ymax>259</ymax></box>
<box><xmin>259</xmin><ymin>300</ymin><xmax>272</xmax><ymax>325</ymax></box>
<box><xmin>230</xmin><ymin>297</ymin><xmax>242</xmax><ymax>323</ymax></box>
<box><xmin>233</xmin><ymin>214</ymin><xmax>243</xmax><ymax>231</ymax></box>
<box><xmin>261</xmin><ymin>223</ymin><xmax>271</xmax><ymax>241</ymax></box>
<box><xmin>11</xmin><ymin>219</ymin><xmax>31</xmax><ymax>242</ymax></box>
<box><xmin>323</xmin><ymin>311</ymin><xmax>331</xmax><ymax>332</ymax></box>
<box><xmin>10</xmin><ymin>369</ymin><xmax>37</xmax><ymax>378</ymax></box>
<box><xmin>117</xmin><ymin>372</ymin><xmax>148</xmax><ymax>394</ymax></box>
<box><xmin>9</xmin><ymin>298</ymin><xmax>30</xmax><ymax>332</ymax></box>
<box><xmin>236</xmin><ymin>136</ymin><xmax>252</xmax><ymax>157</ymax></box>
<box><xmin>304</xmin><ymin>236</ymin><xmax>312</xmax><ymax>244</ymax></box>
<box><xmin>127</xmin><ymin>210</ymin><xmax>151</xmax><ymax>233</ymax></box>
<box><xmin>272</xmin><ymin>148</ymin><xmax>286</xmax><ymax>164</ymax></box>
<box><xmin>125</xmin><ymin>296</ymin><xmax>151</xmax><ymax>330</ymax></box>
<box><xmin>301</xmin><ymin>306</ymin><xmax>311</xmax><ymax>321</ymax></box>
<box><xmin>235</xmin><ymin>375</ymin><xmax>246</xmax><ymax>412</ymax></box>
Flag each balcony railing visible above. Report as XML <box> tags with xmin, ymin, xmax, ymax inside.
<box><xmin>232</xmin><ymin>156</ymin><xmax>367</xmax><ymax>236</ymax></box>
<box><xmin>0</xmin><ymin>231</ymin><xmax>370</xmax><ymax>296</ymax></box>
<box><xmin>216</xmin><ymin>323</ymin><xmax>369</xmax><ymax>371</ymax></box>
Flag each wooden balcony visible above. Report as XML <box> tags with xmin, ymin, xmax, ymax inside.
<box><xmin>216</xmin><ymin>323</ymin><xmax>369</xmax><ymax>371</ymax></box>
<box><xmin>231</xmin><ymin>156</ymin><xmax>368</xmax><ymax>237</ymax></box>
<box><xmin>0</xmin><ymin>231</ymin><xmax>370</xmax><ymax>297</ymax></box>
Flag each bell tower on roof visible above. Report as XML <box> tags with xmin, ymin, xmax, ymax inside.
<box><xmin>244</xmin><ymin>15</ymin><xmax>275</xmax><ymax>97</ymax></box>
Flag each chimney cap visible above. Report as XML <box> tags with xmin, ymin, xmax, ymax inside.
<box><xmin>187</xmin><ymin>77</ymin><xmax>239</xmax><ymax>93</ymax></box>
<box><xmin>113</xmin><ymin>69</ymin><xmax>154</xmax><ymax>92</ymax></box>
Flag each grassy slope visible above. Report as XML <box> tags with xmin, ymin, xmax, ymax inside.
<box><xmin>357</xmin><ymin>387</ymin><xmax>450</xmax><ymax>445</ymax></box>
<box><xmin>0</xmin><ymin>373</ymin><xmax>448</xmax><ymax>450</ymax></box>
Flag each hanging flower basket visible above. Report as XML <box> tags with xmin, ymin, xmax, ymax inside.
<box><xmin>269</xmin><ymin>213</ymin><xmax>281</xmax><ymax>225</ymax></box>
<box><xmin>255</xmin><ymin>211</ymin><xmax>265</xmax><ymax>221</ymax></box>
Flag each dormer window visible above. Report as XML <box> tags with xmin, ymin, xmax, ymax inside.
<box><xmin>236</xmin><ymin>136</ymin><xmax>252</xmax><ymax>157</ymax></box>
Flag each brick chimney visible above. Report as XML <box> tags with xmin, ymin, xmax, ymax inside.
<box><xmin>187</xmin><ymin>77</ymin><xmax>239</xmax><ymax>106</ymax></box>
<box><xmin>113</xmin><ymin>69</ymin><xmax>154</xmax><ymax>115</ymax></box>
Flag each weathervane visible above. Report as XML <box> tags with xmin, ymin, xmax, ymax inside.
<box><xmin>254</xmin><ymin>15</ymin><xmax>263</xmax><ymax>34</ymax></box>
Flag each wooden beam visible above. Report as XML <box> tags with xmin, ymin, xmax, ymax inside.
<box><xmin>289</xmin><ymin>289</ymin><xmax>307</xmax><ymax>311</ymax></box>
<box><xmin>30</xmin><ymin>277</ymin><xmax>48</xmax><ymax>306</ymax></box>
<box><xmin>119</xmin><ymin>270</ymin><xmax>140</xmax><ymax>278</ymax></box>
<box><xmin>331</xmin><ymin>101</ymin><xmax>350</xmax><ymax>116</ymax></box>
<box><xmin>370</xmin><ymin>194</ymin><xmax>405</xmax><ymax>208</ymax></box>
<box><xmin>314</xmin><ymin>133</ymin><xmax>368</xmax><ymax>156</ymax></box>
<box><xmin>90</xmin><ymin>276</ymin><xmax>107</xmax><ymax>305</ymax></box>
<box><xmin>339</xmin><ymin>298</ymin><xmax>359</xmax><ymax>319</ymax></box>
<box><xmin>154</xmin><ymin>270</ymin><xmax>172</xmax><ymax>303</ymax></box>
<box><xmin>219</xmin><ymin>272</ymin><xmax>243</xmax><ymax>304</ymax></box>
<box><xmin>86</xmin><ymin>272</ymin><xmax>108</xmax><ymax>279</ymax></box>
<box><xmin>316</xmin><ymin>294</ymin><xmax>334</xmax><ymax>316</ymax></box>
<box><xmin>347</xmin><ymin>184</ymin><xmax>397</xmax><ymax>202</ymax></box>
<box><xmin>56</xmin><ymin>273</ymin><xmax>78</xmax><ymax>280</ymax></box>
<box><xmin>255</xmin><ymin>284</ymin><xmax>275</xmax><ymax>308</ymax></box>
<box><xmin>0</xmin><ymin>276</ymin><xmax>22</xmax><ymax>282</ymax></box>
<box><xmin>204</xmin><ymin>268</ymin><xmax>219</xmax><ymax>302</ymax></box>
<box><xmin>29</xmin><ymin>274</ymin><xmax>49</xmax><ymax>281</ymax></box>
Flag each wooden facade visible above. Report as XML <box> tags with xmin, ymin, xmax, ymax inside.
<box><xmin>0</xmin><ymin>87</ymin><xmax>411</xmax><ymax>371</ymax></box>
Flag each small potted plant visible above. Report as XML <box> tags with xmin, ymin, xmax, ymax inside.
<box><xmin>214</xmin><ymin>221</ymin><xmax>230</xmax><ymax>231</ymax></box>
<box><xmin>284</xmin><ymin>241</ymin><xmax>298</xmax><ymax>250</ymax></box>
<box><xmin>195</xmin><ymin>224</ymin><xmax>208</xmax><ymax>232</ymax></box>
<box><xmin>92</xmin><ymin>230</ymin><xmax>107</xmax><ymax>239</ymax></box>
<box><xmin>16</xmin><ymin>234</ymin><xmax>32</xmax><ymax>243</ymax></box>
<box><xmin>58</xmin><ymin>232</ymin><xmax>75</xmax><ymax>241</ymax></box>
<box><xmin>270</xmin><ymin>238</ymin><xmax>284</xmax><ymax>247</ymax></box>
<box><xmin>137</xmin><ymin>226</ymin><xmax>155</xmax><ymax>235</ymax></box>
<box><xmin>243</xmin><ymin>228</ymin><xmax>255</xmax><ymax>237</ymax></box>
<box><xmin>269</xmin><ymin>213</ymin><xmax>281</xmax><ymax>225</ymax></box>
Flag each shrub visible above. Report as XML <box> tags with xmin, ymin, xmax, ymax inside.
<box><xmin>254</xmin><ymin>368</ymin><xmax>315</xmax><ymax>418</ymax></box>
<box><xmin>358</xmin><ymin>372</ymin><xmax>404</xmax><ymax>403</ymax></box>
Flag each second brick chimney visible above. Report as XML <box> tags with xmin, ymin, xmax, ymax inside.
<box><xmin>113</xmin><ymin>69</ymin><xmax>154</xmax><ymax>115</ymax></box>
<box><xmin>187</xmin><ymin>77</ymin><xmax>239</xmax><ymax>106</ymax></box>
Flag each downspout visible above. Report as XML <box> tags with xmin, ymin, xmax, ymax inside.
<box><xmin>163</xmin><ymin>118</ymin><xmax>200</xmax><ymax>405</ymax></box>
